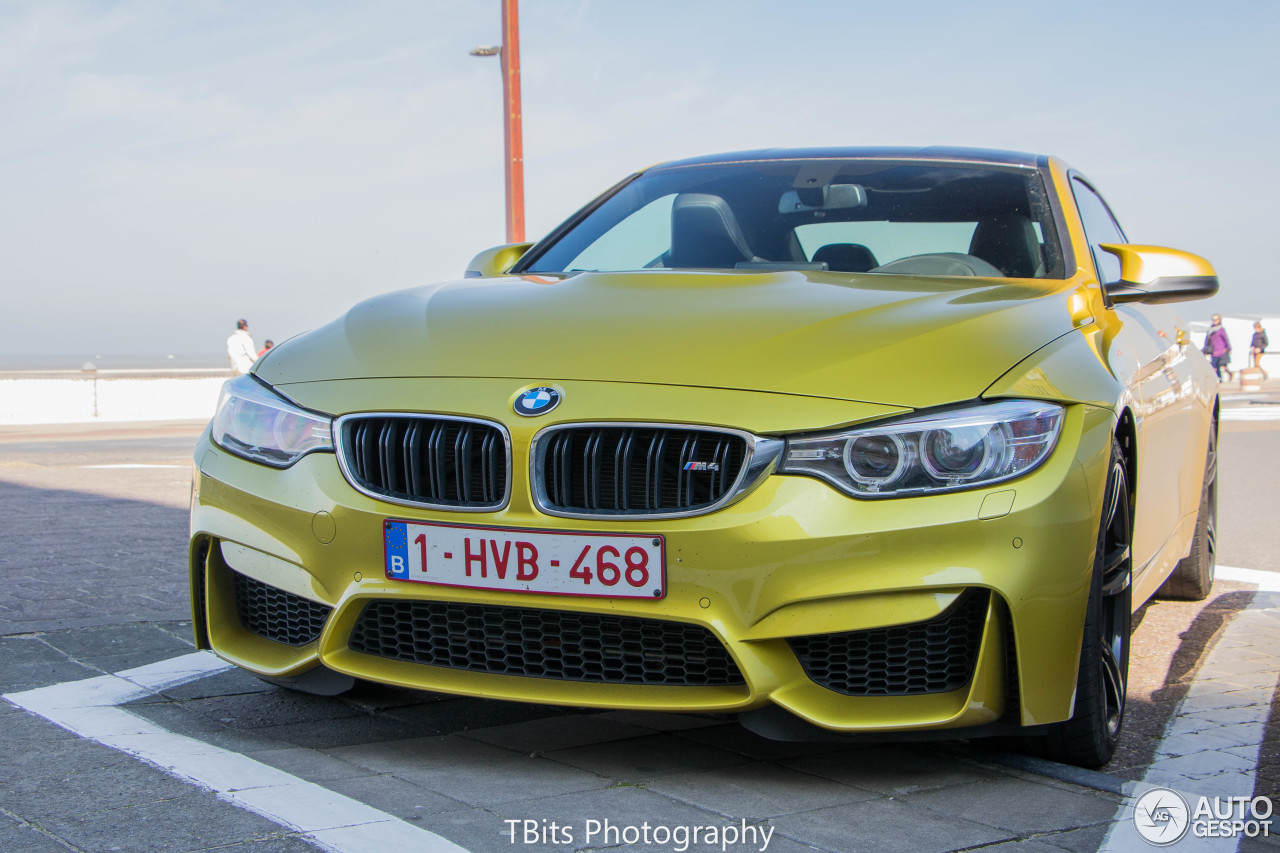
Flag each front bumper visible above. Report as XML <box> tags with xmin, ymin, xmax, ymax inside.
<box><xmin>189</xmin><ymin>379</ymin><xmax>1115</xmax><ymax>733</ymax></box>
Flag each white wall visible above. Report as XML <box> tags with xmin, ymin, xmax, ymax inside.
<box><xmin>0</xmin><ymin>374</ymin><xmax>227</xmax><ymax>425</ymax></box>
<box><xmin>3</xmin><ymin>314</ymin><xmax>1275</xmax><ymax>428</ymax></box>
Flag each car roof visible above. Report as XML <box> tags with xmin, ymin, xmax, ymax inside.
<box><xmin>653</xmin><ymin>146</ymin><xmax>1047</xmax><ymax>170</ymax></box>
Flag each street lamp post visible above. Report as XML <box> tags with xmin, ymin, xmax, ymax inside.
<box><xmin>470</xmin><ymin>0</ymin><xmax>525</xmax><ymax>244</ymax></box>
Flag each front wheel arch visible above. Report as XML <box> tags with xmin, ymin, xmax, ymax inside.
<box><xmin>1041</xmin><ymin>435</ymin><xmax>1133</xmax><ymax>767</ymax></box>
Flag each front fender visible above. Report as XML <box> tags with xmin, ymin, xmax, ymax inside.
<box><xmin>984</xmin><ymin>325</ymin><xmax>1123</xmax><ymax>412</ymax></box>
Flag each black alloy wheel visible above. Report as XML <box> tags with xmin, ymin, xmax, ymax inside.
<box><xmin>1043</xmin><ymin>438</ymin><xmax>1132</xmax><ymax>767</ymax></box>
<box><xmin>1158</xmin><ymin>424</ymin><xmax>1217</xmax><ymax>600</ymax></box>
<box><xmin>1096</xmin><ymin>452</ymin><xmax>1133</xmax><ymax>743</ymax></box>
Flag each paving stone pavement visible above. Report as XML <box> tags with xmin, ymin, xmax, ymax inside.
<box><xmin>0</xmin><ymin>624</ymin><xmax>1100</xmax><ymax>851</ymax></box>
<box><xmin>4</xmin><ymin>423</ymin><xmax>1280</xmax><ymax>852</ymax></box>
<box><xmin>0</xmin><ymin>475</ymin><xmax>192</xmax><ymax>634</ymax></box>
<box><xmin>7</xmin><ymin>623</ymin><xmax>1275</xmax><ymax>853</ymax></box>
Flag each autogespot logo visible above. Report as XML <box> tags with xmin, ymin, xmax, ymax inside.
<box><xmin>1134</xmin><ymin>787</ymin><xmax>1191</xmax><ymax>846</ymax></box>
<box><xmin>513</xmin><ymin>386</ymin><xmax>561</xmax><ymax>417</ymax></box>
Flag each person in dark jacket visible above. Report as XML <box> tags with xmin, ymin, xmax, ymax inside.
<box><xmin>1251</xmin><ymin>321</ymin><xmax>1269</xmax><ymax>381</ymax></box>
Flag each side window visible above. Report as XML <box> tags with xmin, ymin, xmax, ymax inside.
<box><xmin>1071</xmin><ymin>178</ymin><xmax>1127</xmax><ymax>284</ymax></box>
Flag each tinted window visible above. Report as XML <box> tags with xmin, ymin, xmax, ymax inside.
<box><xmin>1071</xmin><ymin>178</ymin><xmax>1126</xmax><ymax>283</ymax></box>
<box><xmin>795</xmin><ymin>221</ymin><xmax>978</xmax><ymax>266</ymax></box>
<box><xmin>519</xmin><ymin>160</ymin><xmax>1066</xmax><ymax>279</ymax></box>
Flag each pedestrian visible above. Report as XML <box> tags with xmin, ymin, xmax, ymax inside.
<box><xmin>1251</xmin><ymin>321</ymin><xmax>1269</xmax><ymax>381</ymax></box>
<box><xmin>227</xmin><ymin>319</ymin><xmax>257</xmax><ymax>375</ymax></box>
<box><xmin>1205</xmin><ymin>314</ymin><xmax>1232</xmax><ymax>382</ymax></box>
<box><xmin>257</xmin><ymin>339</ymin><xmax>275</xmax><ymax>359</ymax></box>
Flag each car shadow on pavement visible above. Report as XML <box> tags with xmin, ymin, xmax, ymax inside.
<box><xmin>1112</xmin><ymin>588</ymin><xmax>1280</xmax><ymax>800</ymax></box>
<box><xmin>0</xmin><ymin>478</ymin><xmax>192</xmax><ymax>636</ymax></box>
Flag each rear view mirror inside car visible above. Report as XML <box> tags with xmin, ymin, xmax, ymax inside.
<box><xmin>778</xmin><ymin>184</ymin><xmax>867</xmax><ymax>214</ymax></box>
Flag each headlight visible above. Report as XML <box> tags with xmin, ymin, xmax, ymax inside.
<box><xmin>211</xmin><ymin>375</ymin><xmax>333</xmax><ymax>468</ymax></box>
<box><xmin>779</xmin><ymin>400</ymin><xmax>1063</xmax><ymax>498</ymax></box>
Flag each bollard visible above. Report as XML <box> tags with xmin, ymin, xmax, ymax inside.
<box><xmin>81</xmin><ymin>361</ymin><xmax>99</xmax><ymax>418</ymax></box>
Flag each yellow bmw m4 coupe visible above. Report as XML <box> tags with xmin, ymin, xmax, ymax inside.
<box><xmin>190</xmin><ymin>147</ymin><xmax>1220</xmax><ymax>767</ymax></box>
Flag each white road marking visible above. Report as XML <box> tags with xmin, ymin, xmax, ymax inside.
<box><xmin>80</xmin><ymin>463</ymin><xmax>187</xmax><ymax>469</ymax></box>
<box><xmin>1220</xmin><ymin>407</ymin><xmax>1280</xmax><ymax>421</ymax></box>
<box><xmin>1217</xmin><ymin>565</ymin><xmax>1280</xmax><ymax>590</ymax></box>
<box><xmin>8</xmin><ymin>570</ymin><xmax>1280</xmax><ymax>853</ymax></box>
<box><xmin>1098</xmin><ymin>566</ymin><xmax>1280</xmax><ymax>851</ymax></box>
<box><xmin>3</xmin><ymin>651</ymin><xmax>469</xmax><ymax>853</ymax></box>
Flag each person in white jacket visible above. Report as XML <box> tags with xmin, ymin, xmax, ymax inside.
<box><xmin>226</xmin><ymin>319</ymin><xmax>257</xmax><ymax>375</ymax></box>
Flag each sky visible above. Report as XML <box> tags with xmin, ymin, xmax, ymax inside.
<box><xmin>1</xmin><ymin>0</ymin><xmax>1278</xmax><ymax>366</ymax></box>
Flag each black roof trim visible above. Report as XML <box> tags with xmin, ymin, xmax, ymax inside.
<box><xmin>654</xmin><ymin>146</ymin><xmax>1045</xmax><ymax>170</ymax></box>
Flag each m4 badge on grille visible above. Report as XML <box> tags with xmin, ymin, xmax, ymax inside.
<box><xmin>683</xmin><ymin>461</ymin><xmax>721</xmax><ymax>472</ymax></box>
<box><xmin>513</xmin><ymin>386</ymin><xmax>561</xmax><ymax>417</ymax></box>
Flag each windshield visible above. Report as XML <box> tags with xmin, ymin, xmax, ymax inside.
<box><xmin>518</xmin><ymin>159</ymin><xmax>1064</xmax><ymax>279</ymax></box>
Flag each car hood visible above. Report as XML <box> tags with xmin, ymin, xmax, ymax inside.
<box><xmin>257</xmin><ymin>270</ymin><xmax>1076</xmax><ymax>410</ymax></box>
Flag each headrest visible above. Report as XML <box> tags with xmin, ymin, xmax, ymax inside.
<box><xmin>669</xmin><ymin>193</ymin><xmax>757</xmax><ymax>268</ymax></box>
<box><xmin>968</xmin><ymin>215</ymin><xmax>1043</xmax><ymax>278</ymax></box>
<box><xmin>812</xmin><ymin>243</ymin><xmax>880</xmax><ymax>273</ymax></box>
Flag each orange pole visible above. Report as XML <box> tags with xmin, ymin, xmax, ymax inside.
<box><xmin>501</xmin><ymin>0</ymin><xmax>525</xmax><ymax>243</ymax></box>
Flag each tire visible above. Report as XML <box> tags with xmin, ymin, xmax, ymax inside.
<box><xmin>1042</xmin><ymin>438</ymin><xmax>1132</xmax><ymax>768</ymax></box>
<box><xmin>1157</xmin><ymin>425</ymin><xmax>1217</xmax><ymax>601</ymax></box>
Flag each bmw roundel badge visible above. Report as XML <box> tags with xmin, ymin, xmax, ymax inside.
<box><xmin>514</xmin><ymin>386</ymin><xmax>561</xmax><ymax>417</ymax></box>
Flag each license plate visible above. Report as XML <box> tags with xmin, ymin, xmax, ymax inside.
<box><xmin>383</xmin><ymin>520</ymin><xmax>666</xmax><ymax>600</ymax></box>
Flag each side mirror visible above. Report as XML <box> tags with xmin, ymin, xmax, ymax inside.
<box><xmin>465</xmin><ymin>243</ymin><xmax>534</xmax><ymax>278</ymax></box>
<box><xmin>1100</xmin><ymin>244</ymin><xmax>1219</xmax><ymax>304</ymax></box>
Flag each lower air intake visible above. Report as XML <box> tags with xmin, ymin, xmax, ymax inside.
<box><xmin>348</xmin><ymin>599</ymin><xmax>744</xmax><ymax>686</ymax></box>
<box><xmin>788</xmin><ymin>589</ymin><xmax>989</xmax><ymax>696</ymax></box>
<box><xmin>232</xmin><ymin>571</ymin><xmax>332</xmax><ymax>646</ymax></box>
